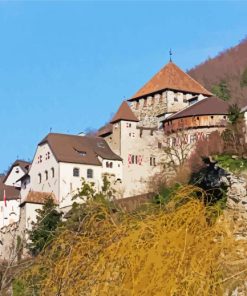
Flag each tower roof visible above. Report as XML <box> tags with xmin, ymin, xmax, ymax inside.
<box><xmin>110</xmin><ymin>101</ymin><xmax>139</xmax><ymax>124</ymax></box>
<box><xmin>129</xmin><ymin>62</ymin><xmax>212</xmax><ymax>101</ymax></box>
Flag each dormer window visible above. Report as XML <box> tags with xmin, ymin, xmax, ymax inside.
<box><xmin>97</xmin><ymin>142</ymin><xmax>105</xmax><ymax>148</ymax></box>
<box><xmin>74</xmin><ymin>148</ymin><xmax>87</xmax><ymax>157</ymax></box>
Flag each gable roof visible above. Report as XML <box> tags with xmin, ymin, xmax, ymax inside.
<box><xmin>0</xmin><ymin>176</ymin><xmax>20</xmax><ymax>201</ymax></box>
<box><xmin>129</xmin><ymin>62</ymin><xmax>212</xmax><ymax>101</ymax></box>
<box><xmin>96</xmin><ymin>123</ymin><xmax>113</xmax><ymax>137</ymax></box>
<box><xmin>39</xmin><ymin>133</ymin><xmax>122</xmax><ymax>166</ymax></box>
<box><xmin>20</xmin><ymin>191</ymin><xmax>58</xmax><ymax>207</ymax></box>
<box><xmin>110</xmin><ymin>101</ymin><xmax>139</xmax><ymax>124</ymax></box>
<box><xmin>163</xmin><ymin>97</ymin><xmax>229</xmax><ymax>122</ymax></box>
<box><xmin>3</xmin><ymin>160</ymin><xmax>31</xmax><ymax>184</ymax></box>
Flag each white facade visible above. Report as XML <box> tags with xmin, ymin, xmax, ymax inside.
<box><xmin>4</xmin><ymin>165</ymin><xmax>26</xmax><ymax>187</ymax></box>
<box><xmin>0</xmin><ymin>199</ymin><xmax>20</xmax><ymax>228</ymax></box>
<box><xmin>23</xmin><ymin>141</ymin><xmax>123</xmax><ymax>210</ymax></box>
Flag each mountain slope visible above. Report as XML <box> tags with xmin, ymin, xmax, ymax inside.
<box><xmin>188</xmin><ymin>38</ymin><xmax>247</xmax><ymax>107</ymax></box>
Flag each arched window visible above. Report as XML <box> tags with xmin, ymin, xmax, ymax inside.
<box><xmin>87</xmin><ymin>169</ymin><xmax>93</xmax><ymax>179</ymax></box>
<box><xmin>73</xmin><ymin>168</ymin><xmax>80</xmax><ymax>177</ymax></box>
<box><xmin>51</xmin><ymin>167</ymin><xmax>55</xmax><ymax>178</ymax></box>
<box><xmin>38</xmin><ymin>173</ymin><xmax>42</xmax><ymax>184</ymax></box>
<box><xmin>109</xmin><ymin>162</ymin><xmax>113</xmax><ymax>168</ymax></box>
<box><xmin>106</xmin><ymin>162</ymin><xmax>109</xmax><ymax>168</ymax></box>
<box><xmin>45</xmin><ymin>170</ymin><xmax>48</xmax><ymax>180</ymax></box>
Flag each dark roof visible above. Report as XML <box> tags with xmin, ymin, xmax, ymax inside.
<box><xmin>0</xmin><ymin>176</ymin><xmax>20</xmax><ymax>201</ymax></box>
<box><xmin>3</xmin><ymin>160</ymin><xmax>31</xmax><ymax>183</ymax></box>
<box><xmin>20</xmin><ymin>191</ymin><xmax>58</xmax><ymax>207</ymax></box>
<box><xmin>39</xmin><ymin>133</ymin><xmax>122</xmax><ymax>166</ymax></box>
<box><xmin>129</xmin><ymin>62</ymin><xmax>212</xmax><ymax>101</ymax></box>
<box><xmin>110</xmin><ymin>101</ymin><xmax>139</xmax><ymax>123</ymax></box>
<box><xmin>96</xmin><ymin>123</ymin><xmax>113</xmax><ymax>137</ymax></box>
<box><xmin>163</xmin><ymin>97</ymin><xmax>229</xmax><ymax>122</ymax></box>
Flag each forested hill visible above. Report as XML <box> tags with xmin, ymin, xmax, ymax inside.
<box><xmin>188</xmin><ymin>38</ymin><xmax>247</xmax><ymax>107</ymax></box>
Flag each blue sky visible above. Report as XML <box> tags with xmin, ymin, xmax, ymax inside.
<box><xmin>0</xmin><ymin>1</ymin><xmax>247</xmax><ymax>172</ymax></box>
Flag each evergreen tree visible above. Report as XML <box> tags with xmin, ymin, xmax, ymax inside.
<box><xmin>228</xmin><ymin>103</ymin><xmax>243</xmax><ymax>124</ymax></box>
<box><xmin>240</xmin><ymin>67</ymin><xmax>247</xmax><ymax>87</ymax></box>
<box><xmin>28</xmin><ymin>197</ymin><xmax>62</xmax><ymax>256</ymax></box>
<box><xmin>211</xmin><ymin>80</ymin><xmax>231</xmax><ymax>101</ymax></box>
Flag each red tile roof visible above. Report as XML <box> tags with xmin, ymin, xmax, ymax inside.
<box><xmin>96</xmin><ymin>123</ymin><xmax>113</xmax><ymax>137</ymax></box>
<box><xmin>129</xmin><ymin>62</ymin><xmax>212</xmax><ymax>101</ymax></box>
<box><xmin>20</xmin><ymin>191</ymin><xmax>58</xmax><ymax>206</ymax></box>
<box><xmin>110</xmin><ymin>101</ymin><xmax>139</xmax><ymax>124</ymax></box>
<box><xmin>39</xmin><ymin>133</ymin><xmax>122</xmax><ymax>165</ymax></box>
<box><xmin>0</xmin><ymin>176</ymin><xmax>20</xmax><ymax>201</ymax></box>
<box><xmin>163</xmin><ymin>97</ymin><xmax>229</xmax><ymax>121</ymax></box>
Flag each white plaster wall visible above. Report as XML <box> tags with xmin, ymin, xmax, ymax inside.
<box><xmin>101</xmin><ymin>159</ymin><xmax>122</xmax><ymax>180</ymax></box>
<box><xmin>28</xmin><ymin>143</ymin><xmax>59</xmax><ymax>199</ymax></box>
<box><xmin>25</xmin><ymin>203</ymin><xmax>43</xmax><ymax>231</ymax></box>
<box><xmin>4</xmin><ymin>165</ymin><xmax>25</xmax><ymax>187</ymax></box>
<box><xmin>58</xmin><ymin>162</ymin><xmax>103</xmax><ymax>209</ymax></box>
<box><xmin>0</xmin><ymin>199</ymin><xmax>20</xmax><ymax>228</ymax></box>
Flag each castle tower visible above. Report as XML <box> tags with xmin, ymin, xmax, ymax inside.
<box><xmin>128</xmin><ymin>61</ymin><xmax>212</xmax><ymax>127</ymax></box>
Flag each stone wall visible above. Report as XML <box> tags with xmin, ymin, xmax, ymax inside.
<box><xmin>129</xmin><ymin>90</ymin><xmax>201</xmax><ymax>128</ymax></box>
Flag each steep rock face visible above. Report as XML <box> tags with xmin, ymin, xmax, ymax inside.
<box><xmin>227</xmin><ymin>174</ymin><xmax>247</xmax><ymax>213</ymax></box>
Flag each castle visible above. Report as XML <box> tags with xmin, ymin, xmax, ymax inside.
<box><xmin>0</xmin><ymin>60</ymin><xmax>245</xmax><ymax>259</ymax></box>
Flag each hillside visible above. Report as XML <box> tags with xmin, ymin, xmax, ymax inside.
<box><xmin>188</xmin><ymin>37</ymin><xmax>247</xmax><ymax>107</ymax></box>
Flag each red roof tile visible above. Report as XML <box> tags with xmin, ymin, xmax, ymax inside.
<box><xmin>110</xmin><ymin>101</ymin><xmax>138</xmax><ymax>123</ymax></box>
<box><xmin>0</xmin><ymin>176</ymin><xmax>20</xmax><ymax>201</ymax></box>
<box><xmin>20</xmin><ymin>191</ymin><xmax>58</xmax><ymax>206</ymax></box>
<box><xmin>129</xmin><ymin>62</ymin><xmax>212</xmax><ymax>101</ymax></box>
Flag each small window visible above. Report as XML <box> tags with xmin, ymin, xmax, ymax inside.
<box><xmin>45</xmin><ymin>170</ymin><xmax>48</xmax><ymax>180</ymax></box>
<box><xmin>190</xmin><ymin>135</ymin><xmax>196</xmax><ymax>143</ymax></box>
<box><xmin>223</xmin><ymin>115</ymin><xmax>226</xmax><ymax>119</ymax></box>
<box><xmin>106</xmin><ymin>161</ymin><xmax>109</xmax><ymax>168</ymax></box>
<box><xmin>131</xmin><ymin>155</ymin><xmax>135</xmax><ymax>164</ymax></box>
<box><xmin>15</xmin><ymin>168</ymin><xmax>19</xmax><ymax>173</ymax></box>
<box><xmin>144</xmin><ymin>100</ymin><xmax>147</xmax><ymax>107</ymax></box>
<box><xmin>158</xmin><ymin>142</ymin><xmax>162</xmax><ymax>149</ymax></box>
<box><xmin>87</xmin><ymin>169</ymin><xmax>93</xmax><ymax>179</ymax></box>
<box><xmin>51</xmin><ymin>167</ymin><xmax>55</xmax><ymax>178</ymax></box>
<box><xmin>150</xmin><ymin>157</ymin><xmax>156</xmax><ymax>166</ymax></box>
<box><xmin>211</xmin><ymin>116</ymin><xmax>214</xmax><ymax>119</ymax></box>
<box><xmin>135</xmin><ymin>155</ymin><xmax>138</xmax><ymax>164</ymax></box>
<box><xmin>73</xmin><ymin>168</ymin><xmax>80</xmax><ymax>177</ymax></box>
<box><xmin>38</xmin><ymin>173</ymin><xmax>42</xmax><ymax>184</ymax></box>
<box><xmin>136</xmin><ymin>101</ymin><xmax>140</xmax><ymax>110</ymax></box>
<box><xmin>109</xmin><ymin>162</ymin><xmax>113</xmax><ymax>168</ymax></box>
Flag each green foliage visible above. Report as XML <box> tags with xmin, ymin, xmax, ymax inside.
<box><xmin>28</xmin><ymin>197</ymin><xmax>62</xmax><ymax>256</ymax></box>
<box><xmin>240</xmin><ymin>67</ymin><xmax>247</xmax><ymax>87</ymax></box>
<box><xmin>228</xmin><ymin>103</ymin><xmax>244</xmax><ymax>124</ymax></box>
<box><xmin>65</xmin><ymin>175</ymin><xmax>117</xmax><ymax>232</ymax></box>
<box><xmin>12</xmin><ymin>279</ymin><xmax>28</xmax><ymax>296</ymax></box>
<box><xmin>153</xmin><ymin>183</ymin><xmax>181</xmax><ymax>205</ymax></box>
<box><xmin>211</xmin><ymin>80</ymin><xmax>231</xmax><ymax>101</ymax></box>
<box><xmin>216</xmin><ymin>154</ymin><xmax>247</xmax><ymax>173</ymax></box>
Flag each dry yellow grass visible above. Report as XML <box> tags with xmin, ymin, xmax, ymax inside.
<box><xmin>20</xmin><ymin>186</ymin><xmax>247</xmax><ymax>296</ymax></box>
